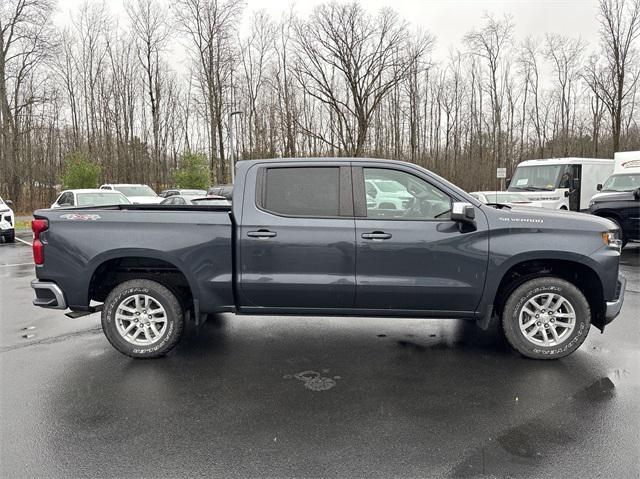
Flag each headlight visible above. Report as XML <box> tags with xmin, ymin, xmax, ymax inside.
<box><xmin>588</xmin><ymin>199</ymin><xmax>595</xmax><ymax>208</ymax></box>
<box><xmin>602</xmin><ymin>231</ymin><xmax>622</xmax><ymax>251</ymax></box>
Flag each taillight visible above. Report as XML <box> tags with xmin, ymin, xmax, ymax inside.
<box><xmin>32</xmin><ymin>219</ymin><xmax>48</xmax><ymax>265</ymax></box>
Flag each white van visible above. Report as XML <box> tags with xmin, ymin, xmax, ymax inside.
<box><xmin>507</xmin><ymin>157</ymin><xmax>614</xmax><ymax>211</ymax></box>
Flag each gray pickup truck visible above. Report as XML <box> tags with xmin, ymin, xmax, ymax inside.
<box><xmin>31</xmin><ymin>158</ymin><xmax>626</xmax><ymax>359</ymax></box>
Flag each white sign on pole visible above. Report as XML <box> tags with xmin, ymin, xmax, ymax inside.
<box><xmin>496</xmin><ymin>168</ymin><xmax>507</xmax><ymax>179</ymax></box>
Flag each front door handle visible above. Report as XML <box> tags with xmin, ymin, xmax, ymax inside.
<box><xmin>247</xmin><ymin>229</ymin><xmax>277</xmax><ymax>238</ymax></box>
<box><xmin>361</xmin><ymin>231</ymin><xmax>392</xmax><ymax>240</ymax></box>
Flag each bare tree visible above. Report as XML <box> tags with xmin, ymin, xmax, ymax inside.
<box><xmin>293</xmin><ymin>2</ymin><xmax>433</xmax><ymax>156</ymax></box>
<box><xmin>126</xmin><ymin>0</ymin><xmax>170</xmax><ymax>188</ymax></box>
<box><xmin>585</xmin><ymin>0</ymin><xmax>640</xmax><ymax>153</ymax></box>
<box><xmin>1</xmin><ymin>0</ymin><xmax>55</xmax><ymax>203</ymax></box>
<box><xmin>239</xmin><ymin>10</ymin><xmax>275</xmax><ymax>158</ymax></box>
<box><xmin>464</xmin><ymin>14</ymin><xmax>513</xmax><ymax>176</ymax></box>
<box><xmin>174</xmin><ymin>0</ymin><xmax>244</xmax><ymax>182</ymax></box>
<box><xmin>544</xmin><ymin>34</ymin><xmax>585</xmax><ymax>156</ymax></box>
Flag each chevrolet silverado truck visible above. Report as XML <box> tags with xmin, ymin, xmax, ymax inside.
<box><xmin>31</xmin><ymin>158</ymin><xmax>626</xmax><ymax>359</ymax></box>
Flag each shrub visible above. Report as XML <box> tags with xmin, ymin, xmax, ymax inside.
<box><xmin>60</xmin><ymin>151</ymin><xmax>101</xmax><ymax>189</ymax></box>
<box><xmin>174</xmin><ymin>152</ymin><xmax>210</xmax><ymax>189</ymax></box>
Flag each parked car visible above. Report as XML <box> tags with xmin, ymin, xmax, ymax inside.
<box><xmin>160</xmin><ymin>194</ymin><xmax>230</xmax><ymax>206</ymax></box>
<box><xmin>31</xmin><ymin>158</ymin><xmax>625</xmax><ymax>361</ymax></box>
<box><xmin>159</xmin><ymin>188</ymin><xmax>207</xmax><ymax>198</ymax></box>
<box><xmin>507</xmin><ymin>157</ymin><xmax>614</xmax><ymax>211</ymax></box>
<box><xmin>51</xmin><ymin>189</ymin><xmax>131</xmax><ymax>208</ymax></box>
<box><xmin>365</xmin><ymin>178</ymin><xmax>413</xmax><ymax>210</ymax></box>
<box><xmin>469</xmin><ymin>191</ymin><xmax>544</xmax><ymax>208</ymax></box>
<box><xmin>99</xmin><ymin>184</ymin><xmax>161</xmax><ymax>204</ymax></box>
<box><xmin>588</xmin><ymin>174</ymin><xmax>640</xmax><ymax>248</ymax></box>
<box><xmin>207</xmin><ymin>184</ymin><xmax>233</xmax><ymax>200</ymax></box>
<box><xmin>0</xmin><ymin>196</ymin><xmax>15</xmax><ymax>243</ymax></box>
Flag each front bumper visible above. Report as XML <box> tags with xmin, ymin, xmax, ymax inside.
<box><xmin>604</xmin><ymin>276</ymin><xmax>626</xmax><ymax>324</ymax></box>
<box><xmin>31</xmin><ymin>280</ymin><xmax>67</xmax><ymax>309</ymax></box>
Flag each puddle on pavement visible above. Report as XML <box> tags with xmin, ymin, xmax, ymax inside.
<box><xmin>284</xmin><ymin>370</ymin><xmax>341</xmax><ymax>391</ymax></box>
<box><xmin>449</xmin><ymin>376</ymin><xmax>618</xmax><ymax>478</ymax></box>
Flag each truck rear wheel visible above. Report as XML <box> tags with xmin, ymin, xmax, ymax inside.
<box><xmin>102</xmin><ymin>279</ymin><xmax>184</xmax><ymax>358</ymax></box>
<box><xmin>502</xmin><ymin>277</ymin><xmax>590</xmax><ymax>359</ymax></box>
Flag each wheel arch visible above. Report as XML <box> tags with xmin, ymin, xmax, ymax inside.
<box><xmin>86</xmin><ymin>249</ymin><xmax>201</xmax><ymax>314</ymax></box>
<box><xmin>483</xmin><ymin>254</ymin><xmax>606</xmax><ymax>331</ymax></box>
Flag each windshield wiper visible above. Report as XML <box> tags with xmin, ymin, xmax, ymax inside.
<box><xmin>485</xmin><ymin>203</ymin><xmax>512</xmax><ymax>209</ymax></box>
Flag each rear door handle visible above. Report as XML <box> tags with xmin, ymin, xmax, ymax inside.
<box><xmin>361</xmin><ymin>231</ymin><xmax>392</xmax><ymax>240</ymax></box>
<box><xmin>247</xmin><ymin>229</ymin><xmax>277</xmax><ymax>238</ymax></box>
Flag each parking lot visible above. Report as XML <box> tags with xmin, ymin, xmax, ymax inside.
<box><xmin>1</xmin><ymin>232</ymin><xmax>638</xmax><ymax>478</ymax></box>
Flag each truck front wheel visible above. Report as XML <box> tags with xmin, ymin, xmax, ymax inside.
<box><xmin>102</xmin><ymin>279</ymin><xmax>184</xmax><ymax>358</ymax></box>
<box><xmin>502</xmin><ymin>277</ymin><xmax>591</xmax><ymax>359</ymax></box>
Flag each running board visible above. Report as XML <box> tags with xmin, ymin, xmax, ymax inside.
<box><xmin>65</xmin><ymin>305</ymin><xmax>103</xmax><ymax>318</ymax></box>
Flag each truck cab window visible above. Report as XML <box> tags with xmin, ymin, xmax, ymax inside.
<box><xmin>363</xmin><ymin>168</ymin><xmax>451</xmax><ymax>220</ymax></box>
<box><xmin>261</xmin><ymin>167</ymin><xmax>341</xmax><ymax>217</ymax></box>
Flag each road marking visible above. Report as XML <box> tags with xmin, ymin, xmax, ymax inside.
<box><xmin>0</xmin><ymin>262</ymin><xmax>33</xmax><ymax>268</ymax></box>
<box><xmin>16</xmin><ymin>237</ymin><xmax>32</xmax><ymax>246</ymax></box>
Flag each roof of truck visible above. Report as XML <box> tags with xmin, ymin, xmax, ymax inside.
<box><xmin>517</xmin><ymin>157</ymin><xmax>614</xmax><ymax>166</ymax></box>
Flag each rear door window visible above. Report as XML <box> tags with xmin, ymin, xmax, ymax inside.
<box><xmin>259</xmin><ymin>167</ymin><xmax>342</xmax><ymax>217</ymax></box>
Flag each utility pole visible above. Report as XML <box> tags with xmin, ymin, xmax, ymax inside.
<box><xmin>228</xmin><ymin>111</ymin><xmax>243</xmax><ymax>184</ymax></box>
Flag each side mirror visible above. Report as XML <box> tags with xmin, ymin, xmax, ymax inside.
<box><xmin>505</xmin><ymin>178</ymin><xmax>511</xmax><ymax>188</ymax></box>
<box><xmin>564</xmin><ymin>190</ymin><xmax>570</xmax><ymax>197</ymax></box>
<box><xmin>5</xmin><ymin>199</ymin><xmax>13</xmax><ymax>208</ymax></box>
<box><xmin>634</xmin><ymin>187</ymin><xmax>640</xmax><ymax>200</ymax></box>
<box><xmin>597</xmin><ymin>184</ymin><xmax>603</xmax><ymax>191</ymax></box>
<box><xmin>451</xmin><ymin>202</ymin><xmax>475</xmax><ymax>223</ymax></box>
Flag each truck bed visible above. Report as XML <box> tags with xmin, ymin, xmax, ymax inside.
<box><xmin>33</xmin><ymin>206</ymin><xmax>234</xmax><ymax>313</ymax></box>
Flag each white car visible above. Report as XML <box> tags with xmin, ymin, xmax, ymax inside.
<box><xmin>51</xmin><ymin>189</ymin><xmax>131</xmax><ymax>208</ymax></box>
<box><xmin>99</xmin><ymin>184</ymin><xmax>161</xmax><ymax>204</ymax></box>
<box><xmin>365</xmin><ymin>179</ymin><xmax>414</xmax><ymax>210</ymax></box>
<box><xmin>470</xmin><ymin>191</ymin><xmax>545</xmax><ymax>208</ymax></box>
<box><xmin>0</xmin><ymin>195</ymin><xmax>15</xmax><ymax>243</ymax></box>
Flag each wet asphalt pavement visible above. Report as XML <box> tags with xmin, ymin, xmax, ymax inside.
<box><xmin>1</xmin><ymin>233</ymin><xmax>639</xmax><ymax>478</ymax></box>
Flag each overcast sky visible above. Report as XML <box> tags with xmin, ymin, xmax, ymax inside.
<box><xmin>54</xmin><ymin>0</ymin><xmax>602</xmax><ymax>62</ymax></box>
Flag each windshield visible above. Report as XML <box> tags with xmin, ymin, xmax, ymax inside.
<box><xmin>496</xmin><ymin>193</ymin><xmax>530</xmax><ymax>203</ymax></box>
<box><xmin>77</xmin><ymin>192</ymin><xmax>131</xmax><ymax>206</ymax></box>
<box><xmin>601</xmin><ymin>174</ymin><xmax>640</xmax><ymax>192</ymax></box>
<box><xmin>115</xmin><ymin>186</ymin><xmax>157</xmax><ymax>197</ymax></box>
<box><xmin>480</xmin><ymin>192</ymin><xmax>531</xmax><ymax>203</ymax></box>
<box><xmin>508</xmin><ymin>165</ymin><xmax>564</xmax><ymax>191</ymax></box>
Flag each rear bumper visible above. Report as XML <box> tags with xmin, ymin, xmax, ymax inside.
<box><xmin>604</xmin><ymin>276</ymin><xmax>626</xmax><ymax>324</ymax></box>
<box><xmin>31</xmin><ymin>280</ymin><xmax>67</xmax><ymax>309</ymax></box>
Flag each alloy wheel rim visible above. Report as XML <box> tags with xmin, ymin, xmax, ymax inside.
<box><xmin>518</xmin><ymin>292</ymin><xmax>576</xmax><ymax>347</ymax></box>
<box><xmin>115</xmin><ymin>294</ymin><xmax>168</xmax><ymax>346</ymax></box>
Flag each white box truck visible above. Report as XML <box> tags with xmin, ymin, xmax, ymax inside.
<box><xmin>507</xmin><ymin>157</ymin><xmax>614</xmax><ymax>211</ymax></box>
<box><xmin>612</xmin><ymin>150</ymin><xmax>640</xmax><ymax>174</ymax></box>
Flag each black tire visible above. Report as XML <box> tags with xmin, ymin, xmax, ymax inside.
<box><xmin>101</xmin><ymin>279</ymin><xmax>184</xmax><ymax>358</ymax></box>
<box><xmin>502</xmin><ymin>277</ymin><xmax>590</xmax><ymax>360</ymax></box>
<box><xmin>4</xmin><ymin>230</ymin><xmax>15</xmax><ymax>243</ymax></box>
